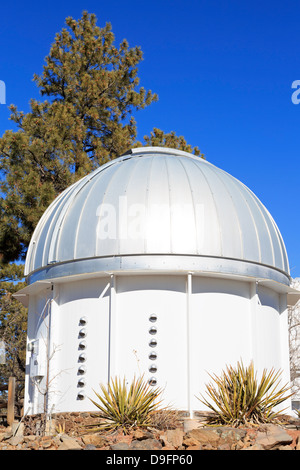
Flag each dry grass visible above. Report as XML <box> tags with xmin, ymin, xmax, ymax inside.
<box><xmin>148</xmin><ymin>408</ymin><xmax>181</xmax><ymax>430</ymax></box>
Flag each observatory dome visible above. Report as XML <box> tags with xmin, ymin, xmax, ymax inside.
<box><xmin>24</xmin><ymin>147</ymin><xmax>290</xmax><ymax>286</ymax></box>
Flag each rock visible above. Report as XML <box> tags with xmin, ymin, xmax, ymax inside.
<box><xmin>217</xmin><ymin>443</ymin><xmax>231</xmax><ymax>450</ymax></box>
<box><xmin>25</xmin><ymin>440</ymin><xmax>40</xmax><ymax>450</ymax></box>
<box><xmin>211</xmin><ymin>426</ymin><xmax>247</xmax><ymax>442</ymax></box>
<box><xmin>233</xmin><ymin>439</ymin><xmax>245</xmax><ymax>450</ymax></box>
<box><xmin>296</xmin><ymin>436</ymin><xmax>300</xmax><ymax>451</ymax></box>
<box><xmin>111</xmin><ymin>442</ymin><xmax>130</xmax><ymax>450</ymax></box>
<box><xmin>242</xmin><ymin>443</ymin><xmax>264</xmax><ymax>450</ymax></box>
<box><xmin>132</xmin><ymin>429</ymin><xmax>145</xmax><ymax>440</ymax></box>
<box><xmin>2</xmin><ymin>430</ymin><xmax>13</xmax><ymax>440</ymax></box>
<box><xmin>6</xmin><ymin>436</ymin><xmax>24</xmax><ymax>446</ymax></box>
<box><xmin>40</xmin><ymin>437</ymin><xmax>55</xmax><ymax>449</ymax></box>
<box><xmin>57</xmin><ymin>435</ymin><xmax>83</xmax><ymax>450</ymax></box>
<box><xmin>183</xmin><ymin>436</ymin><xmax>201</xmax><ymax>447</ymax></box>
<box><xmin>130</xmin><ymin>438</ymin><xmax>162</xmax><ymax>450</ymax></box>
<box><xmin>24</xmin><ymin>435</ymin><xmax>37</xmax><ymax>441</ymax></box>
<box><xmin>254</xmin><ymin>425</ymin><xmax>293</xmax><ymax>450</ymax></box>
<box><xmin>11</xmin><ymin>421</ymin><xmax>24</xmax><ymax>437</ymax></box>
<box><xmin>132</xmin><ymin>428</ymin><xmax>154</xmax><ymax>440</ymax></box>
<box><xmin>161</xmin><ymin>429</ymin><xmax>184</xmax><ymax>448</ymax></box>
<box><xmin>185</xmin><ymin>445</ymin><xmax>201</xmax><ymax>450</ymax></box>
<box><xmin>183</xmin><ymin>419</ymin><xmax>202</xmax><ymax>433</ymax></box>
<box><xmin>81</xmin><ymin>434</ymin><xmax>109</xmax><ymax>448</ymax></box>
<box><xmin>184</xmin><ymin>428</ymin><xmax>220</xmax><ymax>447</ymax></box>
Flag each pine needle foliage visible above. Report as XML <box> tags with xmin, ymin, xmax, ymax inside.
<box><xmin>198</xmin><ymin>361</ymin><xmax>293</xmax><ymax>427</ymax></box>
<box><xmin>0</xmin><ymin>11</ymin><xmax>158</xmax><ymax>263</ymax></box>
<box><xmin>90</xmin><ymin>376</ymin><xmax>163</xmax><ymax>433</ymax></box>
<box><xmin>0</xmin><ymin>10</ymin><xmax>202</xmax><ymax>397</ymax></box>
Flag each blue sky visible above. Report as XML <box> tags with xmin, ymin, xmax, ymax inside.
<box><xmin>0</xmin><ymin>0</ymin><xmax>299</xmax><ymax>277</ymax></box>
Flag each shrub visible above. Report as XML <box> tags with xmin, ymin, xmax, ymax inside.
<box><xmin>197</xmin><ymin>361</ymin><xmax>293</xmax><ymax>427</ymax></box>
<box><xmin>89</xmin><ymin>376</ymin><xmax>163</xmax><ymax>433</ymax></box>
<box><xmin>148</xmin><ymin>408</ymin><xmax>181</xmax><ymax>430</ymax></box>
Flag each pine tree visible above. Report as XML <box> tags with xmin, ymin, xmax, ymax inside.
<box><xmin>0</xmin><ymin>11</ymin><xmax>158</xmax><ymax>262</ymax></box>
<box><xmin>136</xmin><ymin>127</ymin><xmax>203</xmax><ymax>156</ymax></box>
<box><xmin>0</xmin><ymin>263</ymin><xmax>27</xmax><ymax>410</ymax></box>
<box><xmin>0</xmin><ymin>11</ymin><xmax>202</xmax><ymax>397</ymax></box>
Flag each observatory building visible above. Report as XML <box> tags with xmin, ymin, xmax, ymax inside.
<box><xmin>16</xmin><ymin>147</ymin><xmax>299</xmax><ymax>415</ymax></box>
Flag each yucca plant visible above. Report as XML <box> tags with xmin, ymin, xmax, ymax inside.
<box><xmin>89</xmin><ymin>376</ymin><xmax>163</xmax><ymax>433</ymax></box>
<box><xmin>198</xmin><ymin>361</ymin><xmax>293</xmax><ymax>427</ymax></box>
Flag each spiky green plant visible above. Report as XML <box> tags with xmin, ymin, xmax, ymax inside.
<box><xmin>89</xmin><ymin>376</ymin><xmax>163</xmax><ymax>433</ymax></box>
<box><xmin>198</xmin><ymin>361</ymin><xmax>293</xmax><ymax>427</ymax></box>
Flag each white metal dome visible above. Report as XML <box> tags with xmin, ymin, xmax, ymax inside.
<box><xmin>24</xmin><ymin>147</ymin><xmax>290</xmax><ymax>285</ymax></box>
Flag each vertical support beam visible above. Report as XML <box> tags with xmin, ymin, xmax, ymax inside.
<box><xmin>186</xmin><ymin>273</ymin><xmax>193</xmax><ymax>419</ymax></box>
<box><xmin>249</xmin><ymin>281</ymin><xmax>258</xmax><ymax>366</ymax></box>
<box><xmin>45</xmin><ymin>286</ymin><xmax>54</xmax><ymax>415</ymax></box>
<box><xmin>108</xmin><ymin>274</ymin><xmax>117</xmax><ymax>384</ymax></box>
<box><xmin>7</xmin><ymin>376</ymin><xmax>16</xmax><ymax>425</ymax></box>
<box><xmin>278</xmin><ymin>293</ymin><xmax>292</xmax><ymax>413</ymax></box>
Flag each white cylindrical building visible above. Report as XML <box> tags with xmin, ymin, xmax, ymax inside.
<box><xmin>16</xmin><ymin>147</ymin><xmax>298</xmax><ymax>415</ymax></box>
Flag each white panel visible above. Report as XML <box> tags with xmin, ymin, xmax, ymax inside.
<box><xmin>118</xmin><ymin>157</ymin><xmax>152</xmax><ymax>254</ymax></box>
<box><xmin>50</xmin><ymin>278</ymin><xmax>110</xmax><ymax>413</ymax></box>
<box><xmin>115</xmin><ymin>276</ymin><xmax>188</xmax><ymax>410</ymax></box>
<box><xmin>255</xmin><ymin>286</ymin><xmax>281</xmax><ymax>373</ymax></box>
<box><xmin>24</xmin><ymin>288</ymin><xmax>52</xmax><ymax>414</ymax></box>
<box><xmin>145</xmin><ymin>157</ymin><xmax>172</xmax><ymax>253</ymax></box>
<box><xmin>183</xmin><ymin>158</ymin><xmax>222</xmax><ymax>256</ymax></box>
<box><xmin>166</xmin><ymin>157</ymin><xmax>197</xmax><ymax>254</ymax></box>
<box><xmin>191</xmin><ymin>277</ymin><xmax>252</xmax><ymax>411</ymax></box>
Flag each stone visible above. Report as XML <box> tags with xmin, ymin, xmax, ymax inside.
<box><xmin>132</xmin><ymin>428</ymin><xmax>154</xmax><ymax>440</ymax></box>
<box><xmin>184</xmin><ymin>428</ymin><xmax>220</xmax><ymax>447</ymax></box>
<box><xmin>24</xmin><ymin>435</ymin><xmax>37</xmax><ymax>441</ymax></box>
<box><xmin>183</xmin><ymin>436</ymin><xmax>202</xmax><ymax>447</ymax></box>
<box><xmin>40</xmin><ymin>438</ymin><xmax>54</xmax><ymax>448</ymax></box>
<box><xmin>183</xmin><ymin>419</ymin><xmax>202</xmax><ymax>433</ymax></box>
<box><xmin>132</xmin><ymin>429</ymin><xmax>145</xmax><ymax>440</ymax></box>
<box><xmin>6</xmin><ymin>436</ymin><xmax>24</xmax><ymax>446</ymax></box>
<box><xmin>233</xmin><ymin>440</ymin><xmax>245</xmax><ymax>450</ymax></box>
<box><xmin>130</xmin><ymin>438</ymin><xmax>162</xmax><ymax>450</ymax></box>
<box><xmin>217</xmin><ymin>443</ymin><xmax>231</xmax><ymax>450</ymax></box>
<box><xmin>111</xmin><ymin>442</ymin><xmax>130</xmax><ymax>450</ymax></box>
<box><xmin>11</xmin><ymin>421</ymin><xmax>24</xmax><ymax>437</ymax></box>
<box><xmin>57</xmin><ymin>435</ymin><xmax>83</xmax><ymax>450</ymax></box>
<box><xmin>211</xmin><ymin>426</ymin><xmax>247</xmax><ymax>442</ymax></box>
<box><xmin>81</xmin><ymin>434</ymin><xmax>109</xmax><ymax>448</ymax></box>
<box><xmin>161</xmin><ymin>429</ymin><xmax>184</xmax><ymax>448</ymax></box>
<box><xmin>241</xmin><ymin>443</ymin><xmax>264</xmax><ymax>450</ymax></box>
<box><xmin>2</xmin><ymin>430</ymin><xmax>13</xmax><ymax>440</ymax></box>
<box><xmin>254</xmin><ymin>425</ymin><xmax>293</xmax><ymax>450</ymax></box>
<box><xmin>25</xmin><ymin>440</ymin><xmax>40</xmax><ymax>450</ymax></box>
